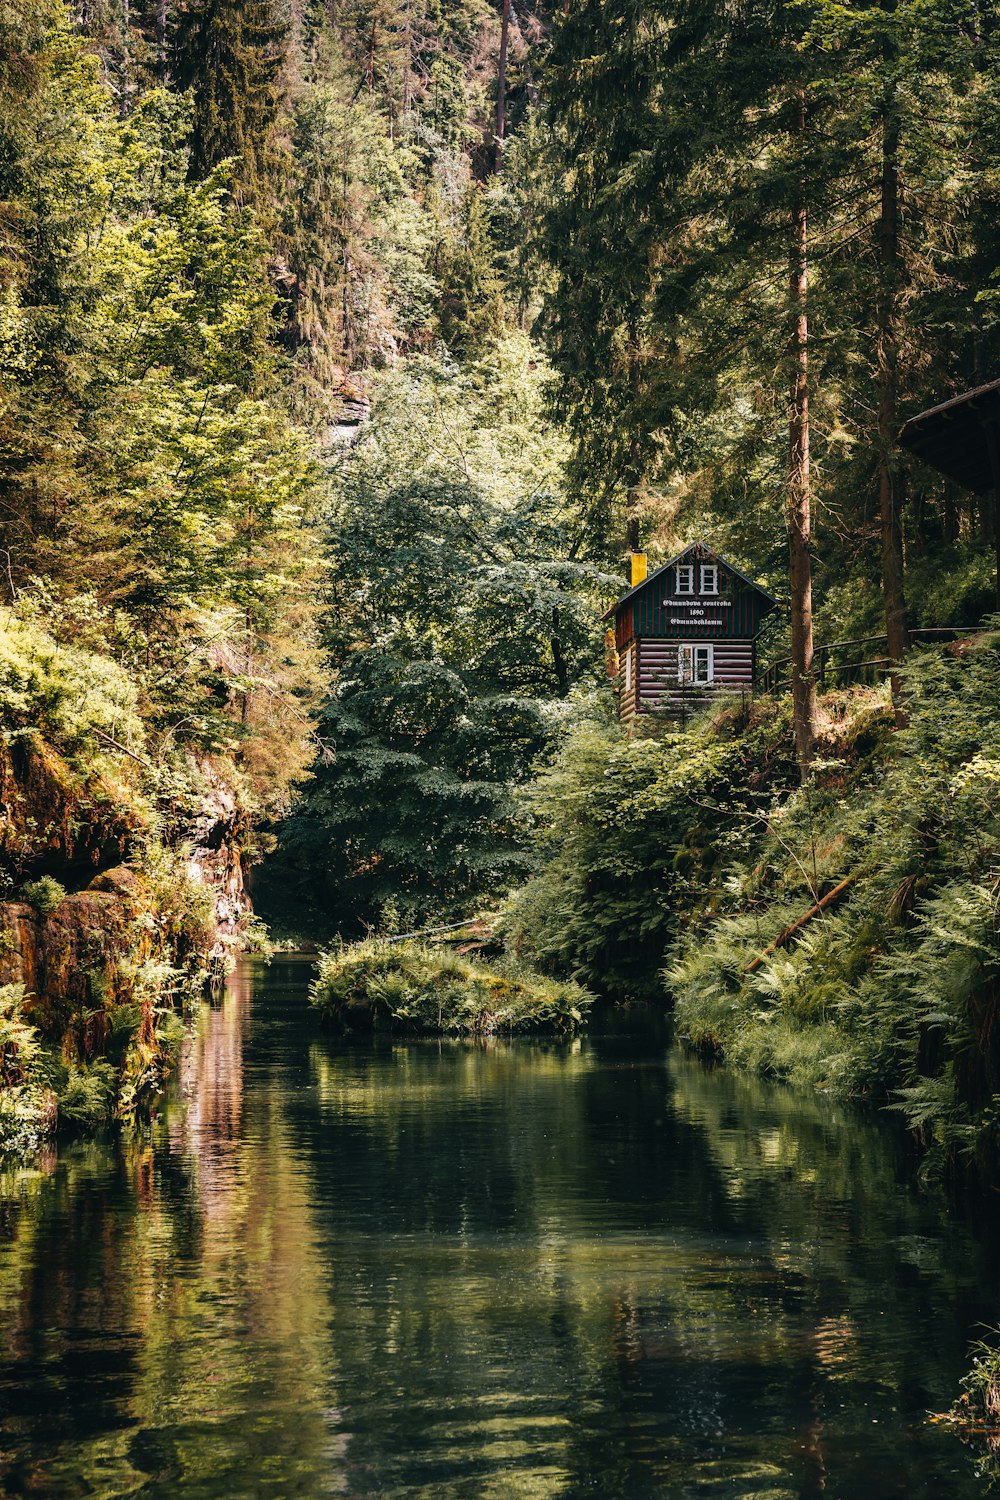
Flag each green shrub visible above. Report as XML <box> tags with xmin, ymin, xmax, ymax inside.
<box><xmin>19</xmin><ymin>875</ymin><xmax>67</xmax><ymax>915</ymax></box>
<box><xmin>57</xmin><ymin>1059</ymin><xmax>117</xmax><ymax>1129</ymax></box>
<box><xmin>0</xmin><ymin>984</ymin><xmax>41</xmax><ymax>1086</ymax></box>
<box><xmin>0</xmin><ymin>985</ymin><xmax>55</xmax><ymax>1153</ymax></box>
<box><xmin>503</xmin><ymin>701</ymin><xmax>796</xmax><ymax>999</ymax></box>
<box><xmin>311</xmin><ymin>938</ymin><xmax>593</xmax><ymax>1036</ymax></box>
<box><xmin>504</xmin><ymin>641</ymin><xmax>1000</xmax><ymax>1180</ymax></box>
<box><xmin>952</xmin><ymin>1332</ymin><xmax>1000</xmax><ymax>1428</ymax></box>
<box><xmin>0</xmin><ymin>605</ymin><xmax>144</xmax><ymax>758</ymax></box>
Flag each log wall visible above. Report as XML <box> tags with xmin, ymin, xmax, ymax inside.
<box><xmin>636</xmin><ymin>639</ymin><xmax>754</xmax><ymax>716</ymax></box>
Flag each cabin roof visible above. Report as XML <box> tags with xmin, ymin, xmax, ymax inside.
<box><xmin>601</xmin><ymin>540</ymin><xmax>779</xmax><ymax>622</ymax></box>
<box><xmin>898</xmin><ymin>378</ymin><xmax>1000</xmax><ymax>494</ymax></box>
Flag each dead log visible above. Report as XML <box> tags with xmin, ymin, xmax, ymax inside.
<box><xmin>744</xmin><ymin>874</ymin><xmax>856</xmax><ymax>975</ymax></box>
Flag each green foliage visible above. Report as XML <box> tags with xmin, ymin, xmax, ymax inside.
<box><xmin>536</xmin><ymin>0</ymin><xmax>1000</xmax><ymax>597</ymax></box>
<box><xmin>505</xmin><ymin>700</ymin><xmax>795</xmax><ymax>998</ymax></box>
<box><xmin>19</xmin><ymin>876</ymin><xmax>66</xmax><ymax>916</ymax></box>
<box><xmin>0</xmin><ymin>985</ymin><xmax>53</xmax><ymax>1154</ymax></box>
<box><xmin>311</xmin><ymin>937</ymin><xmax>593</xmax><ymax>1035</ymax></box>
<box><xmin>661</xmin><ymin>646</ymin><xmax>1000</xmax><ymax>1174</ymax></box>
<box><xmin>951</xmin><ymin>1330</ymin><xmax>1000</xmax><ymax>1432</ymax></box>
<box><xmin>0</xmin><ymin>985</ymin><xmax>42</xmax><ymax>1088</ymax></box>
<box><xmin>0</xmin><ymin>21</ymin><xmax>323</xmax><ymax>819</ymax></box>
<box><xmin>278</xmin><ymin>339</ymin><xmax>609</xmax><ymax>931</ymax></box>
<box><xmin>171</xmin><ymin>0</ymin><xmax>287</xmax><ymax>210</ymax></box>
<box><xmin>0</xmin><ymin>606</ymin><xmax>144</xmax><ymax>759</ymax></box>
<box><xmin>506</xmin><ymin>641</ymin><xmax>1000</xmax><ymax>1178</ymax></box>
<box><xmin>56</xmin><ymin>1058</ymin><xmax>117</xmax><ymax>1129</ymax></box>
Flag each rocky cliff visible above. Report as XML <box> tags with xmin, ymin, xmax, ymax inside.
<box><xmin>0</xmin><ymin>729</ymin><xmax>253</xmax><ymax>1135</ymax></box>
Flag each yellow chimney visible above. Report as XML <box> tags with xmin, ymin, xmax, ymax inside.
<box><xmin>630</xmin><ymin>552</ymin><xmax>648</xmax><ymax>587</ymax></box>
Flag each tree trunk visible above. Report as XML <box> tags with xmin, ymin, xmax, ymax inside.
<box><xmin>495</xmin><ymin>0</ymin><xmax>511</xmax><ymax>172</ymax></box>
<box><xmin>550</xmin><ymin>608</ymin><xmax>569</xmax><ymax>697</ymax></box>
<box><xmin>625</xmin><ymin>499</ymin><xmax>640</xmax><ymax>555</ymax></box>
<box><xmin>983</xmin><ymin>421</ymin><xmax>1000</xmax><ymax>610</ymax></box>
<box><xmin>943</xmin><ymin>482</ymin><xmax>957</xmax><ymax>545</ymax></box>
<box><xmin>788</xmin><ymin>89</ymin><xmax>816</xmax><ymax>780</ymax></box>
<box><xmin>157</xmin><ymin>0</ymin><xmax>168</xmax><ymax>79</ymax></box>
<box><xmin>877</xmin><ymin>90</ymin><xmax>907</xmax><ymax>721</ymax></box>
<box><xmin>120</xmin><ymin>0</ymin><xmax>130</xmax><ymax>109</ymax></box>
<box><xmin>624</xmin><ymin>341</ymin><xmax>644</xmax><ymax>568</ymax></box>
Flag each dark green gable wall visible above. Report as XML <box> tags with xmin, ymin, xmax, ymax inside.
<box><xmin>624</xmin><ymin>564</ymin><xmax>774</xmax><ymax>642</ymax></box>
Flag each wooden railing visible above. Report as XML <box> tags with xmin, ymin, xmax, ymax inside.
<box><xmin>758</xmin><ymin>627</ymin><xmax>979</xmax><ymax>696</ymax></box>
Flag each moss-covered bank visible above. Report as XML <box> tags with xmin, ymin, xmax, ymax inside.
<box><xmin>311</xmin><ymin>938</ymin><xmax>592</xmax><ymax>1036</ymax></box>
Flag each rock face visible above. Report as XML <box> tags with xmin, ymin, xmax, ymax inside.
<box><xmin>0</xmin><ymin>741</ymin><xmax>252</xmax><ymax>1046</ymax></box>
<box><xmin>0</xmin><ymin>886</ymin><xmax>143</xmax><ymax>1042</ymax></box>
<box><xmin>0</xmin><ymin>735</ymin><xmax>143</xmax><ymax>882</ymax></box>
<box><xmin>184</xmin><ymin>761</ymin><xmax>253</xmax><ymax>961</ymax></box>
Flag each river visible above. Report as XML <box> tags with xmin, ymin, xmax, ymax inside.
<box><xmin>0</xmin><ymin>954</ymin><xmax>997</xmax><ymax>1498</ymax></box>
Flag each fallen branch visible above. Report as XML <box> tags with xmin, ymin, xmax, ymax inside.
<box><xmin>386</xmin><ymin>916</ymin><xmax>489</xmax><ymax>944</ymax></box>
<box><xmin>92</xmin><ymin>726</ymin><xmax>154</xmax><ymax>768</ymax></box>
<box><xmin>744</xmin><ymin>874</ymin><xmax>856</xmax><ymax>974</ymax></box>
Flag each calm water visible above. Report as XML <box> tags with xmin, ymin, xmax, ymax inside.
<box><xmin>1</xmin><ymin>956</ymin><xmax>999</xmax><ymax>1499</ymax></box>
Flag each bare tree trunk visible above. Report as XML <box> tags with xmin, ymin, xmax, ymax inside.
<box><xmin>942</xmin><ymin>482</ymin><xmax>957</xmax><ymax>544</ymax></box>
<box><xmin>877</xmin><ymin>91</ymin><xmax>907</xmax><ymax>722</ymax></box>
<box><xmin>624</xmin><ymin>336</ymin><xmax>644</xmax><ymax>568</ymax></box>
<box><xmin>120</xmin><ymin>0</ymin><xmax>132</xmax><ymax>109</ymax></box>
<box><xmin>550</xmin><ymin>608</ymin><xmax>569</xmax><ymax>697</ymax></box>
<box><xmin>241</xmin><ymin>607</ymin><xmax>253</xmax><ymax>730</ymax></box>
<box><xmin>495</xmin><ymin>0</ymin><xmax>511</xmax><ymax>172</ymax></box>
<box><xmin>789</xmin><ymin>88</ymin><xmax>816</xmax><ymax>781</ymax></box>
<box><xmin>157</xmin><ymin>0</ymin><xmax>168</xmax><ymax>79</ymax></box>
<box><xmin>626</xmin><ymin>497</ymin><xmax>640</xmax><ymax>555</ymax></box>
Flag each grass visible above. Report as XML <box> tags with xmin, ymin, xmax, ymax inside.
<box><xmin>310</xmin><ymin>937</ymin><xmax>593</xmax><ymax>1036</ymax></box>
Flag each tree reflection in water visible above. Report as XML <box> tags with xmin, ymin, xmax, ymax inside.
<box><xmin>0</xmin><ymin>956</ymin><xmax>996</xmax><ymax>1499</ymax></box>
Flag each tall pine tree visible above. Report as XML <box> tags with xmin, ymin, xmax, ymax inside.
<box><xmin>172</xmin><ymin>0</ymin><xmax>287</xmax><ymax>208</ymax></box>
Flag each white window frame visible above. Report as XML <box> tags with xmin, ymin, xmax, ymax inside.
<box><xmin>623</xmin><ymin>649</ymin><xmax>632</xmax><ymax>691</ymax></box>
<box><xmin>678</xmin><ymin>643</ymin><xmax>714</xmax><ymax>686</ymax></box>
<box><xmin>700</xmin><ymin>563</ymin><xmax>719</xmax><ymax>595</ymax></box>
<box><xmin>675</xmin><ymin>563</ymin><xmax>695</xmax><ymax>595</ymax></box>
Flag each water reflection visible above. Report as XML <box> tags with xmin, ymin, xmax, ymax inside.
<box><xmin>0</xmin><ymin>957</ymin><xmax>997</xmax><ymax>1498</ymax></box>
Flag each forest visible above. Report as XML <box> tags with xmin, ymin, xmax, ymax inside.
<box><xmin>4</xmin><ymin>0</ymin><xmax>1000</xmax><ymax>1193</ymax></box>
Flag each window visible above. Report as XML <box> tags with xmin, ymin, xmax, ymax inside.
<box><xmin>678</xmin><ymin>644</ymin><xmax>714</xmax><ymax>686</ymax></box>
<box><xmin>700</xmin><ymin>563</ymin><xmax>719</xmax><ymax>594</ymax></box>
<box><xmin>675</xmin><ymin>563</ymin><xmax>694</xmax><ymax>595</ymax></box>
<box><xmin>623</xmin><ymin>650</ymin><xmax>632</xmax><ymax>691</ymax></box>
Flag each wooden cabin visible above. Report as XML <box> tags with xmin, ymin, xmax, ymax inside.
<box><xmin>604</xmin><ymin>542</ymin><xmax>778</xmax><ymax>722</ymax></box>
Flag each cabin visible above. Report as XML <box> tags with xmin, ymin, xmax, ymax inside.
<box><xmin>604</xmin><ymin>542</ymin><xmax>778</xmax><ymax>722</ymax></box>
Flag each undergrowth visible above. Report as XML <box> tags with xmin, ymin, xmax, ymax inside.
<box><xmin>0</xmin><ymin>983</ymin><xmax>181</xmax><ymax>1151</ymax></box>
<box><xmin>311</xmin><ymin>938</ymin><xmax>593</xmax><ymax>1036</ymax></box>
<box><xmin>508</xmin><ymin>638</ymin><xmax>1000</xmax><ymax>1181</ymax></box>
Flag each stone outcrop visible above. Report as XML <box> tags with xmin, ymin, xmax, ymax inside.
<box><xmin>0</xmin><ymin>734</ymin><xmax>145</xmax><ymax>881</ymax></box>
<box><xmin>0</xmin><ymin>882</ymin><xmax>144</xmax><ymax>1044</ymax></box>
<box><xmin>0</xmin><ymin>741</ymin><xmax>252</xmax><ymax>1050</ymax></box>
<box><xmin>184</xmin><ymin>759</ymin><xmax>252</xmax><ymax>962</ymax></box>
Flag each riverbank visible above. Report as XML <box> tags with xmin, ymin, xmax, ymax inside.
<box><xmin>0</xmin><ymin>608</ymin><xmax>260</xmax><ymax>1150</ymax></box>
<box><xmin>505</xmin><ymin>636</ymin><xmax>1000</xmax><ymax>1181</ymax></box>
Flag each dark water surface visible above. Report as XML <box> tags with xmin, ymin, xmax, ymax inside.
<box><xmin>2</xmin><ymin>956</ymin><xmax>999</xmax><ymax>1499</ymax></box>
